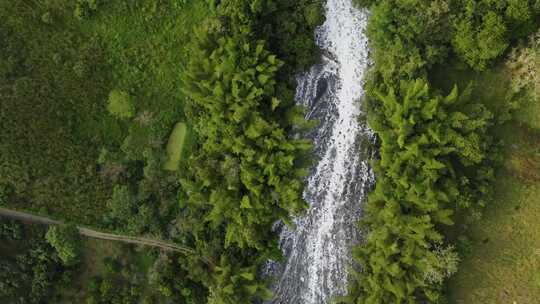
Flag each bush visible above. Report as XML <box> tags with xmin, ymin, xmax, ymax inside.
<box><xmin>74</xmin><ymin>0</ymin><xmax>100</xmax><ymax>20</ymax></box>
<box><xmin>451</xmin><ymin>0</ymin><xmax>540</xmax><ymax>71</ymax></box>
<box><xmin>452</xmin><ymin>11</ymin><xmax>508</xmax><ymax>71</ymax></box>
<box><xmin>181</xmin><ymin>33</ymin><xmax>312</xmax><ymax>250</ymax></box>
<box><xmin>0</xmin><ymin>183</ymin><xmax>13</xmax><ymax>205</ymax></box>
<box><xmin>107</xmin><ymin>90</ymin><xmax>135</xmax><ymax>119</ymax></box>
<box><xmin>45</xmin><ymin>225</ymin><xmax>82</xmax><ymax>266</ymax></box>
<box><xmin>104</xmin><ymin>185</ymin><xmax>163</xmax><ymax>236</ymax></box>
<box><xmin>364</xmin><ymin>0</ymin><xmax>451</xmax><ymax>83</ymax></box>
<box><xmin>507</xmin><ymin>29</ymin><xmax>540</xmax><ymax>97</ymax></box>
<box><xmin>0</xmin><ymin>218</ymin><xmax>23</xmax><ymax>240</ymax></box>
<box><xmin>0</xmin><ymin>226</ymin><xmax>67</xmax><ymax>303</ymax></box>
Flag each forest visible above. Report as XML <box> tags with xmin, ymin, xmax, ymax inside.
<box><xmin>1</xmin><ymin>0</ymin><xmax>540</xmax><ymax>303</ymax></box>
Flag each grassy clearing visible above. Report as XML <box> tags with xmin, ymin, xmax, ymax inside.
<box><xmin>432</xmin><ymin>60</ymin><xmax>540</xmax><ymax>303</ymax></box>
<box><xmin>515</xmin><ymin>97</ymin><xmax>540</xmax><ymax>130</ymax></box>
<box><xmin>447</xmin><ymin>165</ymin><xmax>540</xmax><ymax>304</ymax></box>
<box><xmin>164</xmin><ymin>122</ymin><xmax>187</xmax><ymax>171</ymax></box>
<box><xmin>81</xmin><ymin>0</ymin><xmax>208</xmax><ymax>133</ymax></box>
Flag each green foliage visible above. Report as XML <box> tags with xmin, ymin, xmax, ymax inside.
<box><xmin>170</xmin><ymin>1</ymin><xmax>322</xmax><ymax>302</ymax></box>
<box><xmin>364</xmin><ymin>0</ymin><xmax>452</xmax><ymax>83</ymax></box>
<box><xmin>0</xmin><ymin>220</ymin><xmax>70</xmax><ymax>304</ymax></box>
<box><xmin>506</xmin><ymin>29</ymin><xmax>540</xmax><ymax>129</ymax></box>
<box><xmin>342</xmin><ymin>79</ymin><xmax>494</xmax><ymax>303</ymax></box>
<box><xmin>46</xmin><ymin>225</ymin><xmax>82</xmax><ymax>266</ymax></box>
<box><xmin>1</xmin><ymin>0</ymin><xmax>322</xmax><ymax>302</ymax></box>
<box><xmin>364</xmin><ymin>0</ymin><xmax>540</xmax><ymax>78</ymax></box>
<box><xmin>258</xmin><ymin>0</ymin><xmax>324</xmax><ymax>71</ymax></box>
<box><xmin>451</xmin><ymin>0</ymin><xmax>540</xmax><ymax>70</ymax></box>
<box><xmin>74</xmin><ymin>0</ymin><xmax>100</xmax><ymax>20</ymax></box>
<box><xmin>0</xmin><ymin>0</ymin><xmax>199</xmax><ymax>227</ymax></box>
<box><xmin>179</xmin><ymin>31</ymin><xmax>311</xmax><ymax>302</ymax></box>
<box><xmin>452</xmin><ymin>11</ymin><xmax>508</xmax><ymax>71</ymax></box>
<box><xmin>148</xmin><ymin>254</ymin><xmax>208</xmax><ymax>303</ymax></box>
<box><xmin>353</xmin><ymin>0</ymin><xmax>378</xmax><ymax>8</ymax></box>
<box><xmin>86</xmin><ymin>256</ymin><xmax>142</xmax><ymax>304</ymax></box>
<box><xmin>340</xmin><ymin>0</ymin><xmax>530</xmax><ymax>302</ymax></box>
<box><xmin>207</xmin><ymin>256</ymin><xmax>272</xmax><ymax>304</ymax></box>
<box><xmin>0</xmin><ymin>219</ymin><xmax>24</xmax><ymax>241</ymax></box>
<box><xmin>107</xmin><ymin>90</ymin><xmax>136</xmax><ymax>119</ymax></box>
<box><xmin>0</xmin><ymin>1</ymin><xmax>121</xmax><ymax>225</ymax></box>
<box><xmin>0</xmin><ymin>244</ymin><xmax>65</xmax><ymax>303</ymax></box>
<box><xmin>104</xmin><ymin>185</ymin><xmax>163</xmax><ymax>236</ymax></box>
<box><xmin>508</xmin><ymin>29</ymin><xmax>540</xmax><ymax>97</ymax></box>
<box><xmin>181</xmin><ymin>32</ymin><xmax>311</xmax><ymax>248</ymax></box>
<box><xmin>0</xmin><ymin>183</ymin><xmax>13</xmax><ymax>206</ymax></box>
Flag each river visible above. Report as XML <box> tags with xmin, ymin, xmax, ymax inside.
<box><xmin>268</xmin><ymin>0</ymin><xmax>373</xmax><ymax>303</ymax></box>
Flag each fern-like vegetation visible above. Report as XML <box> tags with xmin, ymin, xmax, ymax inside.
<box><xmin>168</xmin><ymin>1</ymin><xmax>323</xmax><ymax>303</ymax></box>
<box><xmin>338</xmin><ymin>0</ymin><xmax>540</xmax><ymax>302</ymax></box>
<box><xmin>342</xmin><ymin>79</ymin><xmax>494</xmax><ymax>303</ymax></box>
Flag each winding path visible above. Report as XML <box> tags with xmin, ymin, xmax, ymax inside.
<box><xmin>0</xmin><ymin>207</ymin><xmax>211</xmax><ymax>264</ymax></box>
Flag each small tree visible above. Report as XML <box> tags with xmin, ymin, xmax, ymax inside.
<box><xmin>423</xmin><ymin>245</ymin><xmax>460</xmax><ymax>285</ymax></box>
<box><xmin>508</xmin><ymin>29</ymin><xmax>540</xmax><ymax>97</ymax></box>
<box><xmin>107</xmin><ymin>90</ymin><xmax>135</xmax><ymax>119</ymax></box>
<box><xmin>45</xmin><ymin>225</ymin><xmax>82</xmax><ymax>266</ymax></box>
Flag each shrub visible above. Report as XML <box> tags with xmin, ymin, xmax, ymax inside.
<box><xmin>0</xmin><ymin>218</ymin><xmax>23</xmax><ymax>240</ymax></box>
<box><xmin>451</xmin><ymin>0</ymin><xmax>540</xmax><ymax>71</ymax></box>
<box><xmin>507</xmin><ymin>29</ymin><xmax>540</xmax><ymax>97</ymax></box>
<box><xmin>365</xmin><ymin>0</ymin><xmax>451</xmax><ymax>83</ymax></box>
<box><xmin>175</xmin><ymin>1</ymin><xmax>320</xmax><ymax>302</ymax></box>
<box><xmin>107</xmin><ymin>90</ymin><xmax>135</xmax><ymax>119</ymax></box>
<box><xmin>45</xmin><ymin>225</ymin><xmax>82</xmax><ymax>266</ymax></box>
<box><xmin>423</xmin><ymin>245</ymin><xmax>460</xmax><ymax>285</ymax></box>
<box><xmin>452</xmin><ymin>11</ymin><xmax>508</xmax><ymax>71</ymax></box>
<box><xmin>74</xmin><ymin>0</ymin><xmax>100</xmax><ymax>20</ymax></box>
<box><xmin>0</xmin><ymin>183</ymin><xmax>13</xmax><ymax>205</ymax></box>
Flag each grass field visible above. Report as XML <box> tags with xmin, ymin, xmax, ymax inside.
<box><xmin>447</xmin><ymin>173</ymin><xmax>540</xmax><ymax>304</ymax></box>
<box><xmin>0</xmin><ymin>0</ymin><xmax>206</xmax><ymax>225</ymax></box>
<box><xmin>432</xmin><ymin>60</ymin><xmax>540</xmax><ymax>303</ymax></box>
<box><xmin>447</xmin><ymin>122</ymin><xmax>540</xmax><ymax>303</ymax></box>
<box><xmin>164</xmin><ymin>122</ymin><xmax>188</xmax><ymax>171</ymax></box>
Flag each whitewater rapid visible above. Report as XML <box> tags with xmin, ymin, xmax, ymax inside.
<box><xmin>269</xmin><ymin>0</ymin><xmax>373</xmax><ymax>303</ymax></box>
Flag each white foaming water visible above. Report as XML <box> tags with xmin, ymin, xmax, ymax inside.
<box><xmin>270</xmin><ymin>0</ymin><xmax>372</xmax><ymax>303</ymax></box>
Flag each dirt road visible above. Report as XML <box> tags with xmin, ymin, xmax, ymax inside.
<box><xmin>0</xmin><ymin>207</ymin><xmax>205</xmax><ymax>261</ymax></box>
